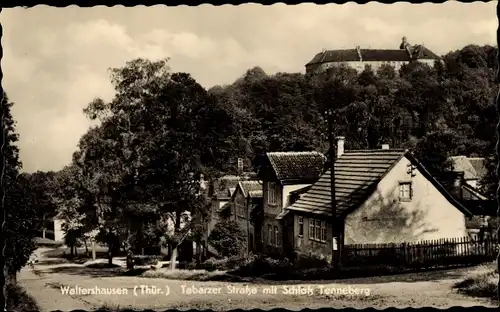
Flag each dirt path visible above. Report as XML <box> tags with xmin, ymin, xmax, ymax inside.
<box><xmin>19</xmin><ymin>249</ymin><xmax>495</xmax><ymax>311</ymax></box>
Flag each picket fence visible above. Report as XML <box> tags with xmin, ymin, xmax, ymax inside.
<box><xmin>342</xmin><ymin>236</ymin><xmax>498</xmax><ymax>269</ymax></box>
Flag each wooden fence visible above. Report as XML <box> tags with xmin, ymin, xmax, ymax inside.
<box><xmin>342</xmin><ymin>236</ymin><xmax>498</xmax><ymax>269</ymax></box>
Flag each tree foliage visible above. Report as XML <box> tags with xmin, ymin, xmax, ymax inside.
<box><xmin>208</xmin><ymin>220</ymin><xmax>246</xmax><ymax>257</ymax></box>
<box><xmin>3</xmin><ymin>92</ymin><xmax>37</xmax><ymax>281</ymax></box>
<box><xmin>45</xmin><ymin>44</ymin><xmax>499</xmax><ymax>269</ymax></box>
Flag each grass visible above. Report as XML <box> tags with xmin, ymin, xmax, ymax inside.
<box><xmin>140</xmin><ymin>268</ymin><xmax>228</xmax><ymax>281</ymax></box>
<box><xmin>86</xmin><ymin>262</ymin><xmax>122</xmax><ymax>269</ymax></box>
<box><xmin>453</xmin><ymin>263</ymin><xmax>498</xmax><ymax>301</ymax></box>
<box><xmin>36</xmin><ymin>237</ymin><xmax>64</xmax><ymax>248</ymax></box>
<box><xmin>6</xmin><ymin>284</ymin><xmax>41</xmax><ymax>311</ymax></box>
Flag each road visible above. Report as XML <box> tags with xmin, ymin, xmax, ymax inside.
<box><xmin>18</xmin><ymin>248</ymin><xmax>495</xmax><ymax>311</ymax></box>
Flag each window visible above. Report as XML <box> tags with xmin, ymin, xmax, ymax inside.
<box><xmin>268</xmin><ymin>224</ymin><xmax>272</xmax><ymax>245</ymax></box>
<box><xmin>298</xmin><ymin>216</ymin><xmax>304</xmax><ymax>237</ymax></box>
<box><xmin>309</xmin><ymin>218</ymin><xmax>315</xmax><ymax>240</ymax></box>
<box><xmin>309</xmin><ymin>218</ymin><xmax>327</xmax><ymax>243</ymax></box>
<box><xmin>321</xmin><ymin>221</ymin><xmax>327</xmax><ymax>242</ymax></box>
<box><xmin>268</xmin><ymin>182</ymin><xmax>277</xmax><ymax>205</ymax></box>
<box><xmin>274</xmin><ymin>226</ymin><xmax>279</xmax><ymax>246</ymax></box>
<box><xmin>399</xmin><ymin>182</ymin><xmax>412</xmax><ymax>201</ymax></box>
<box><xmin>237</xmin><ymin>203</ymin><xmax>245</xmax><ymax>217</ymax></box>
<box><xmin>314</xmin><ymin>219</ymin><xmax>321</xmax><ymax>241</ymax></box>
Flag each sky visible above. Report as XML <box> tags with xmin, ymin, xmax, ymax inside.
<box><xmin>1</xmin><ymin>3</ymin><xmax>497</xmax><ymax>173</ymax></box>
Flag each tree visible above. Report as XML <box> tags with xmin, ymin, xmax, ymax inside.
<box><xmin>23</xmin><ymin>171</ymin><xmax>58</xmax><ymax>239</ymax></box>
<box><xmin>208</xmin><ymin>220</ymin><xmax>246</xmax><ymax>257</ymax></box>
<box><xmin>79</xmin><ymin>58</ymin><xmax>235</xmax><ymax>269</ymax></box>
<box><xmin>3</xmin><ymin>92</ymin><xmax>38</xmax><ymax>285</ymax></box>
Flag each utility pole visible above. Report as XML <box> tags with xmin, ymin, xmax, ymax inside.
<box><xmin>327</xmin><ymin>109</ymin><xmax>340</xmax><ymax>268</ymax></box>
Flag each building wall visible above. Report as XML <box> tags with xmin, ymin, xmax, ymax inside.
<box><xmin>207</xmin><ymin>199</ymin><xmax>231</xmax><ymax>238</ymax></box>
<box><xmin>263</xmin><ymin>180</ymin><xmax>283</xmax><ymax>215</ymax></box>
<box><xmin>233</xmin><ymin>189</ymin><xmax>254</xmax><ymax>252</ymax></box>
<box><xmin>282</xmin><ymin>184</ymin><xmax>311</xmax><ymax>209</ymax></box>
<box><xmin>262</xmin><ymin>180</ymin><xmax>284</xmax><ymax>253</ymax></box>
<box><xmin>262</xmin><ymin>179</ymin><xmax>318</xmax><ymax>256</ymax></box>
<box><xmin>344</xmin><ymin>156</ymin><xmax>468</xmax><ymax>245</ymax></box>
<box><xmin>54</xmin><ymin>218</ymin><xmax>64</xmax><ymax>243</ymax></box>
<box><xmin>307</xmin><ymin>59</ymin><xmax>436</xmax><ymax>74</ymax></box>
<box><xmin>293</xmin><ymin>213</ymin><xmax>333</xmax><ymax>262</ymax></box>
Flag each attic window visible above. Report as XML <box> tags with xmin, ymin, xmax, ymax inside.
<box><xmin>399</xmin><ymin>182</ymin><xmax>412</xmax><ymax>202</ymax></box>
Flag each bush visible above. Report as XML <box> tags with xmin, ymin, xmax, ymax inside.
<box><xmin>141</xmin><ymin>268</ymin><xmax>227</xmax><ymax>281</ymax></box>
<box><xmin>292</xmin><ymin>252</ymin><xmax>330</xmax><ymax>269</ymax></box>
<box><xmin>6</xmin><ymin>284</ymin><xmax>40</xmax><ymax>311</ymax></box>
<box><xmin>231</xmin><ymin>254</ymin><xmax>292</xmax><ymax>277</ymax></box>
<box><xmin>36</xmin><ymin>237</ymin><xmax>64</xmax><ymax>248</ymax></box>
<box><xmin>133</xmin><ymin>255</ymin><xmax>163</xmax><ymax>266</ymax></box>
<box><xmin>208</xmin><ymin>220</ymin><xmax>246</xmax><ymax>257</ymax></box>
<box><xmin>202</xmin><ymin>256</ymin><xmax>242</xmax><ymax>271</ymax></box>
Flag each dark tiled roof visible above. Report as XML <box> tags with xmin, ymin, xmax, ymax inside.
<box><xmin>414</xmin><ymin>45</ymin><xmax>441</xmax><ymax>59</ymax></box>
<box><xmin>361</xmin><ymin>49</ymin><xmax>412</xmax><ymax>62</ymax></box>
<box><xmin>211</xmin><ymin>173</ymin><xmax>258</xmax><ymax>200</ymax></box>
<box><xmin>266</xmin><ymin>151</ymin><xmax>326</xmax><ymax>183</ymax></box>
<box><xmin>307</xmin><ymin>50</ymin><xmax>360</xmax><ymax>65</ymax></box>
<box><xmin>239</xmin><ymin>180</ymin><xmax>263</xmax><ymax>198</ymax></box>
<box><xmin>212</xmin><ymin>175</ymin><xmax>241</xmax><ymax>200</ymax></box>
<box><xmin>288</xmin><ymin>149</ymin><xmax>405</xmax><ymax>216</ymax></box>
<box><xmin>287</xmin><ymin>149</ymin><xmax>472</xmax><ymax>218</ymax></box>
<box><xmin>306</xmin><ymin>45</ymin><xmax>440</xmax><ymax>66</ymax></box>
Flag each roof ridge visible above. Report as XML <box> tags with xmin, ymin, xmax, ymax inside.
<box><xmin>267</xmin><ymin>151</ymin><xmax>323</xmax><ymax>155</ymax></box>
<box><xmin>344</xmin><ymin>149</ymin><xmax>406</xmax><ymax>153</ymax></box>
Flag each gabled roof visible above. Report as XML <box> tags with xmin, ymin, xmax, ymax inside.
<box><xmin>306</xmin><ymin>45</ymin><xmax>440</xmax><ymax>66</ymax></box>
<box><xmin>287</xmin><ymin>149</ymin><xmax>472</xmax><ymax>219</ymax></box>
<box><xmin>266</xmin><ymin>151</ymin><xmax>326</xmax><ymax>183</ymax></box>
<box><xmin>211</xmin><ymin>173</ymin><xmax>258</xmax><ymax>200</ymax></box>
<box><xmin>290</xmin><ymin>184</ymin><xmax>313</xmax><ymax>196</ymax></box>
<box><xmin>461</xmin><ymin>184</ymin><xmax>488</xmax><ymax>201</ymax></box>
<box><xmin>468</xmin><ymin>157</ymin><xmax>488</xmax><ymax>180</ymax></box>
<box><xmin>238</xmin><ymin>180</ymin><xmax>263</xmax><ymax>199</ymax></box>
<box><xmin>448</xmin><ymin>156</ymin><xmax>487</xmax><ymax>181</ymax></box>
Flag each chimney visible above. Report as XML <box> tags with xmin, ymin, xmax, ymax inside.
<box><xmin>454</xmin><ymin>171</ymin><xmax>464</xmax><ymax>188</ymax></box>
<box><xmin>355</xmin><ymin>46</ymin><xmax>362</xmax><ymax>62</ymax></box>
<box><xmin>336</xmin><ymin>136</ymin><xmax>345</xmax><ymax>158</ymax></box>
<box><xmin>381</xmin><ymin>144</ymin><xmax>390</xmax><ymax>150</ymax></box>
<box><xmin>237</xmin><ymin>158</ymin><xmax>244</xmax><ymax>175</ymax></box>
<box><xmin>400</xmin><ymin>36</ymin><xmax>409</xmax><ymax>49</ymax></box>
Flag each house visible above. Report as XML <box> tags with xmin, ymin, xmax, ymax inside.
<box><xmin>305</xmin><ymin>37</ymin><xmax>441</xmax><ymax>74</ymax></box>
<box><xmin>207</xmin><ymin>175</ymin><xmax>241</xmax><ymax>233</ymax></box>
<box><xmin>439</xmin><ymin>170</ymin><xmax>497</xmax><ymax>241</ymax></box>
<box><xmin>205</xmin><ymin>172</ymin><xmax>259</xmax><ymax>235</ymax></box>
<box><xmin>228</xmin><ymin>180</ymin><xmax>264</xmax><ymax>253</ymax></box>
<box><xmin>283</xmin><ymin>137</ymin><xmax>474</xmax><ymax>262</ymax></box>
<box><xmin>448</xmin><ymin>156</ymin><xmax>488</xmax><ymax>188</ymax></box>
<box><xmin>258</xmin><ymin>151</ymin><xmax>327</xmax><ymax>256</ymax></box>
